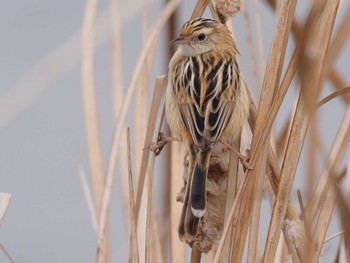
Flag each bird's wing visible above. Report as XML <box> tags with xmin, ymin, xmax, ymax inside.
<box><xmin>174</xmin><ymin>55</ymin><xmax>239</xmax><ymax>150</ymax></box>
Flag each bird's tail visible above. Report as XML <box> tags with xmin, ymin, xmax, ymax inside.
<box><xmin>178</xmin><ymin>149</ymin><xmax>211</xmax><ymax>242</ymax></box>
<box><xmin>190</xmin><ymin>150</ymin><xmax>211</xmax><ymax>217</ymax></box>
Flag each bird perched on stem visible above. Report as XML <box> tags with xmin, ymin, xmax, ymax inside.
<box><xmin>165</xmin><ymin>18</ymin><xmax>249</xmax><ymax>242</ymax></box>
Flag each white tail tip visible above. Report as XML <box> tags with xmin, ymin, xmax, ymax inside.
<box><xmin>191</xmin><ymin>207</ymin><xmax>205</xmax><ymax>217</ymax></box>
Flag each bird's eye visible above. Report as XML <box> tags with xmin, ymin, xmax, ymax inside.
<box><xmin>197</xmin><ymin>33</ymin><xmax>206</xmax><ymax>41</ymax></box>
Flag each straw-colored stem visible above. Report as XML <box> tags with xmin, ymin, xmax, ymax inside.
<box><xmin>0</xmin><ymin>193</ymin><xmax>11</xmax><ymax>225</ymax></box>
<box><xmin>81</xmin><ymin>0</ymin><xmax>105</xmax><ymax>218</ymax></box>
<box><xmin>78</xmin><ymin>168</ymin><xmax>98</xmax><ymax>232</ymax></box>
<box><xmin>263</xmin><ymin>1</ymin><xmax>340</xmax><ymax>261</ymax></box>
<box><xmin>247</xmin><ymin>0</ymin><xmax>297</xmax><ymax>260</ymax></box>
<box><xmin>308</xmin><ymin>104</ymin><xmax>350</xmax><ymax>262</ymax></box>
<box><xmin>127</xmin><ymin>129</ymin><xmax>140</xmax><ymax>263</ymax></box>
<box><xmin>96</xmin><ymin>1</ymin><xmax>181</xmax><ymax>261</ymax></box>
<box><xmin>221</xmin><ymin>137</ymin><xmax>241</xmax><ymax>262</ymax></box>
<box><xmin>135</xmin><ymin>76</ymin><xmax>165</xmax><ymax>219</ymax></box>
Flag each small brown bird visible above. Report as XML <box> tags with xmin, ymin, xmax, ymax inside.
<box><xmin>165</xmin><ymin>18</ymin><xmax>249</xmax><ymax>241</ymax></box>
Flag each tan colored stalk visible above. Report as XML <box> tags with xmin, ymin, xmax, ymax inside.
<box><xmin>263</xmin><ymin>1</ymin><xmax>340</xmax><ymax>262</ymax></box>
<box><xmin>191</xmin><ymin>0</ymin><xmax>211</xmax><ymax>19</ymax></box>
<box><xmin>242</xmin><ymin>3</ymin><xmax>260</xmax><ymax>96</ymax></box>
<box><xmin>127</xmin><ymin>129</ymin><xmax>140</xmax><ymax>263</ymax></box>
<box><xmin>221</xmin><ymin>138</ymin><xmax>241</xmax><ymax>262</ymax></box>
<box><xmin>135</xmin><ymin>75</ymin><xmax>166</xmax><ymax>218</ymax></box>
<box><xmin>79</xmin><ymin>168</ymin><xmax>98</xmax><ymax>232</ymax></box>
<box><xmin>170</xmin><ymin>142</ymin><xmax>186</xmax><ymax>263</ymax></box>
<box><xmin>145</xmin><ymin>160</ymin><xmax>156</xmax><ymax>263</ymax></box>
<box><xmin>110</xmin><ymin>1</ymin><xmax>134</xmax><ymax>246</ymax></box>
<box><xmin>246</xmin><ymin>1</ymin><xmax>297</xmax><ymax>261</ymax></box>
<box><xmin>81</xmin><ymin>0</ymin><xmax>105</xmax><ymax>216</ymax></box>
<box><xmin>248</xmin><ymin>91</ymin><xmax>301</xmax><ymax>263</ymax></box>
<box><xmin>0</xmin><ymin>193</ymin><xmax>11</xmax><ymax>225</ymax></box>
<box><xmin>0</xmin><ymin>244</ymin><xmax>15</xmax><ymax>263</ymax></box>
<box><xmin>308</xmin><ymin>105</ymin><xmax>350</xmax><ymax>262</ymax></box>
<box><xmin>134</xmin><ymin>0</ymin><xmax>151</xmax><ymax>178</ymax></box>
<box><xmin>317</xmin><ymin>87</ymin><xmax>350</xmax><ymax>108</ymax></box>
<box><xmin>96</xmin><ymin>1</ymin><xmax>181</xmax><ymax>261</ymax></box>
<box><xmin>82</xmin><ymin>1</ymin><xmax>111</xmax><ymax>261</ymax></box>
<box><xmin>252</xmin><ymin>0</ymin><xmax>266</xmax><ymax>84</ymax></box>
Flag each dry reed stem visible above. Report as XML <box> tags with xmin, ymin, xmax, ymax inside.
<box><xmin>242</xmin><ymin>2</ymin><xmax>260</xmax><ymax>96</ymax></box>
<box><xmin>0</xmin><ymin>243</ymin><xmax>15</xmax><ymax>263</ymax></box>
<box><xmin>191</xmin><ymin>0</ymin><xmax>211</xmax><ymax>19</ymax></box>
<box><xmin>323</xmin><ymin>231</ymin><xmax>345</xmax><ymax>244</ymax></box>
<box><xmin>135</xmin><ymin>76</ymin><xmax>165</xmax><ymax>263</ymax></box>
<box><xmin>145</xmin><ymin>159</ymin><xmax>156</xmax><ymax>263</ymax></box>
<box><xmin>268</xmin><ymin>0</ymin><xmax>350</xmax><ymax>103</ymax></box>
<box><xmin>191</xmin><ymin>247</ymin><xmax>202</xmax><ymax>263</ymax></box>
<box><xmin>110</xmin><ymin>0</ymin><xmax>132</xmax><ymax>232</ymax></box>
<box><xmin>96</xmin><ymin>1</ymin><xmax>181</xmax><ymax>260</ymax></box>
<box><xmin>317</xmin><ymin>87</ymin><xmax>350</xmax><ymax>108</ymax></box>
<box><xmin>81</xmin><ymin>1</ymin><xmax>111</xmax><ymax>261</ymax></box>
<box><xmin>263</xmin><ymin>1</ymin><xmax>340</xmax><ymax>261</ymax></box>
<box><xmin>324</xmin><ymin>6</ymin><xmax>350</xmax><ymax>72</ymax></box>
<box><xmin>252</xmin><ymin>0</ymin><xmax>266</xmax><ymax>84</ymax></box>
<box><xmin>110</xmin><ymin>0</ymin><xmax>124</xmax><ymax>119</ymax></box>
<box><xmin>127</xmin><ymin>129</ymin><xmax>140</xmax><ymax>263</ymax></box>
<box><xmin>81</xmin><ymin>0</ymin><xmax>105</xmax><ymax>216</ymax></box>
<box><xmin>331</xmin><ymin>181</ymin><xmax>350</xmax><ymax>257</ymax></box>
<box><xmin>144</xmin><ymin>79</ymin><xmax>169</xmax><ymax>263</ymax></box>
<box><xmin>134</xmin><ymin>0</ymin><xmax>151</xmax><ymax>180</ymax></box>
<box><xmin>231</xmin><ymin>189</ymin><xmax>252</xmax><ymax>262</ymax></box>
<box><xmin>308</xmin><ymin>104</ymin><xmax>350</xmax><ymax>262</ymax></box>
<box><xmin>78</xmin><ymin>167</ymin><xmax>98</xmax><ymax>232</ymax></box>
<box><xmin>248</xmin><ymin>91</ymin><xmax>301</xmax><ymax>263</ymax></box>
<box><xmin>170</xmin><ymin>143</ymin><xmax>186</xmax><ymax>262</ymax></box>
<box><xmin>135</xmin><ymin>76</ymin><xmax>165</xmax><ymax>219</ymax></box>
<box><xmin>221</xmin><ymin>138</ymin><xmax>241</xmax><ymax>262</ymax></box>
<box><xmin>246</xmin><ymin>0</ymin><xmax>297</xmax><ymax>261</ymax></box>
<box><xmin>328</xmin><ymin>69</ymin><xmax>350</xmax><ymax>103</ymax></box>
<box><xmin>0</xmin><ymin>193</ymin><xmax>11</xmax><ymax>225</ymax></box>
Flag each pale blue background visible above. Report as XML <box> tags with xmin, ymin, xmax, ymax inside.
<box><xmin>0</xmin><ymin>1</ymin><xmax>349</xmax><ymax>262</ymax></box>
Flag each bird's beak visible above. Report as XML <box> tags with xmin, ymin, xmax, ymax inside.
<box><xmin>170</xmin><ymin>36</ymin><xmax>187</xmax><ymax>46</ymax></box>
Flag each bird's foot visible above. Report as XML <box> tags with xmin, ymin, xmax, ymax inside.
<box><xmin>147</xmin><ymin>132</ymin><xmax>179</xmax><ymax>156</ymax></box>
<box><xmin>219</xmin><ymin>139</ymin><xmax>253</xmax><ymax>170</ymax></box>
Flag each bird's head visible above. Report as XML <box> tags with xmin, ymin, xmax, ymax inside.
<box><xmin>171</xmin><ymin>18</ymin><xmax>234</xmax><ymax>57</ymax></box>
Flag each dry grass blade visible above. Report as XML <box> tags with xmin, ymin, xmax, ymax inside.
<box><xmin>145</xmin><ymin>160</ymin><xmax>156</xmax><ymax>263</ymax></box>
<box><xmin>81</xmin><ymin>0</ymin><xmax>105</xmax><ymax>216</ymax></box>
<box><xmin>324</xmin><ymin>6</ymin><xmax>350</xmax><ymax>72</ymax></box>
<box><xmin>135</xmin><ymin>76</ymin><xmax>165</xmax><ymax>219</ymax></box>
<box><xmin>221</xmin><ymin>137</ymin><xmax>241</xmax><ymax>262</ymax></box>
<box><xmin>110</xmin><ymin>0</ymin><xmax>124</xmax><ymax>118</ymax></box>
<box><xmin>0</xmin><ymin>193</ymin><xmax>11</xmax><ymax>225</ymax></box>
<box><xmin>78</xmin><ymin>167</ymin><xmax>98</xmax><ymax>232</ymax></box>
<box><xmin>96</xmin><ymin>1</ymin><xmax>181</xmax><ymax>260</ymax></box>
<box><xmin>317</xmin><ymin>87</ymin><xmax>350</xmax><ymax>108</ymax></box>
<box><xmin>263</xmin><ymin>1</ymin><xmax>340</xmax><ymax>262</ymax></box>
<box><xmin>323</xmin><ymin>231</ymin><xmax>345</xmax><ymax>244</ymax></box>
<box><xmin>0</xmin><ymin>243</ymin><xmax>15</xmax><ymax>263</ymax></box>
<box><xmin>170</xmin><ymin>143</ymin><xmax>186</xmax><ymax>262</ymax></box>
<box><xmin>127</xmin><ymin>129</ymin><xmax>140</xmax><ymax>263</ymax></box>
<box><xmin>252</xmin><ymin>0</ymin><xmax>266</xmax><ymax>83</ymax></box>
<box><xmin>332</xmin><ymin>179</ymin><xmax>350</xmax><ymax>256</ymax></box>
<box><xmin>246</xmin><ymin>0</ymin><xmax>297</xmax><ymax>260</ymax></box>
<box><xmin>191</xmin><ymin>0</ymin><xmax>210</xmax><ymax>19</ymax></box>
<box><xmin>247</xmin><ymin>88</ymin><xmax>301</xmax><ymax>263</ymax></box>
<box><xmin>308</xmin><ymin>104</ymin><xmax>350</xmax><ymax>262</ymax></box>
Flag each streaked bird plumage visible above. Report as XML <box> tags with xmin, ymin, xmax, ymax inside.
<box><xmin>165</xmin><ymin>18</ymin><xmax>249</xmax><ymax>242</ymax></box>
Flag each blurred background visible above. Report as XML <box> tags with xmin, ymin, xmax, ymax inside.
<box><xmin>0</xmin><ymin>0</ymin><xmax>349</xmax><ymax>262</ymax></box>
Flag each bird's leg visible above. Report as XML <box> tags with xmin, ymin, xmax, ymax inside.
<box><xmin>147</xmin><ymin>132</ymin><xmax>180</xmax><ymax>156</ymax></box>
<box><xmin>219</xmin><ymin>138</ymin><xmax>253</xmax><ymax>170</ymax></box>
